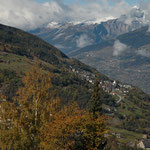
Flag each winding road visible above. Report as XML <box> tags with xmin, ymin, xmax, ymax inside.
<box><xmin>116</xmin><ymin>94</ymin><xmax>122</xmax><ymax>104</ymax></box>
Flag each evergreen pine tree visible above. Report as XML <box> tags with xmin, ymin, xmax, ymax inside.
<box><xmin>89</xmin><ymin>80</ymin><xmax>105</xmax><ymax>118</ymax></box>
<box><xmin>89</xmin><ymin>80</ymin><xmax>107</xmax><ymax>149</ymax></box>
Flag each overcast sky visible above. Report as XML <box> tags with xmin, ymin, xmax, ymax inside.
<box><xmin>35</xmin><ymin>0</ymin><xmax>145</xmax><ymax>5</ymax></box>
<box><xmin>0</xmin><ymin>0</ymin><xmax>149</xmax><ymax>30</ymax></box>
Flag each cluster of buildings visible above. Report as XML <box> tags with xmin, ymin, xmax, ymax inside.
<box><xmin>70</xmin><ymin>66</ymin><xmax>131</xmax><ymax>93</ymax></box>
<box><xmin>99</xmin><ymin>80</ymin><xmax>132</xmax><ymax>94</ymax></box>
<box><xmin>137</xmin><ymin>135</ymin><xmax>150</xmax><ymax>150</ymax></box>
<box><xmin>100</xmin><ymin>80</ymin><xmax>117</xmax><ymax>93</ymax></box>
<box><xmin>69</xmin><ymin>67</ymin><xmax>95</xmax><ymax>83</ymax></box>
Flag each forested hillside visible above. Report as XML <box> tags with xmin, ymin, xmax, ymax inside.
<box><xmin>0</xmin><ymin>24</ymin><xmax>150</xmax><ymax>149</ymax></box>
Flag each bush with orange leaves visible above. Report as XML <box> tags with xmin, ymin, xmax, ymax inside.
<box><xmin>41</xmin><ymin>102</ymin><xmax>108</xmax><ymax>150</ymax></box>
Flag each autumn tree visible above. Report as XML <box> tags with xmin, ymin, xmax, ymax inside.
<box><xmin>42</xmin><ymin>102</ymin><xmax>108</xmax><ymax>150</ymax></box>
<box><xmin>0</xmin><ymin>97</ymin><xmax>22</xmax><ymax>150</ymax></box>
<box><xmin>0</xmin><ymin>67</ymin><xmax>108</xmax><ymax>150</ymax></box>
<box><xmin>0</xmin><ymin>66</ymin><xmax>61</xmax><ymax>149</ymax></box>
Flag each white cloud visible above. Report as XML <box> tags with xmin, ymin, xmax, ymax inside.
<box><xmin>0</xmin><ymin>0</ymin><xmax>65</xmax><ymax>30</ymax></box>
<box><xmin>118</xmin><ymin>7</ymin><xmax>145</xmax><ymax>27</ymax></box>
<box><xmin>137</xmin><ymin>49</ymin><xmax>150</xmax><ymax>57</ymax></box>
<box><xmin>139</xmin><ymin>1</ymin><xmax>150</xmax><ymax>32</ymax></box>
<box><xmin>113</xmin><ymin>40</ymin><xmax>128</xmax><ymax>56</ymax></box>
<box><xmin>0</xmin><ymin>0</ymin><xmax>133</xmax><ymax>30</ymax></box>
<box><xmin>76</xmin><ymin>34</ymin><xmax>93</xmax><ymax>48</ymax></box>
<box><xmin>2</xmin><ymin>0</ymin><xmax>150</xmax><ymax>31</ymax></box>
<box><xmin>116</xmin><ymin>1</ymin><xmax>150</xmax><ymax>30</ymax></box>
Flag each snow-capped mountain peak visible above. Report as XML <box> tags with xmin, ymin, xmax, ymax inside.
<box><xmin>46</xmin><ymin>21</ymin><xmax>61</xmax><ymax>29</ymax></box>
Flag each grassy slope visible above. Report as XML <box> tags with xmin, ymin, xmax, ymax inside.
<box><xmin>0</xmin><ymin>24</ymin><xmax>150</xmax><ymax>143</ymax></box>
<box><xmin>0</xmin><ymin>24</ymin><xmax>107</xmax><ymax>107</ymax></box>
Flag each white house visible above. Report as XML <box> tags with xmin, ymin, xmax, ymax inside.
<box><xmin>137</xmin><ymin>140</ymin><xmax>150</xmax><ymax>150</ymax></box>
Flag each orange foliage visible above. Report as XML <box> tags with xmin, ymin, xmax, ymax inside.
<box><xmin>0</xmin><ymin>66</ymin><xmax>108</xmax><ymax>150</ymax></box>
<box><xmin>0</xmin><ymin>66</ymin><xmax>61</xmax><ymax>149</ymax></box>
<box><xmin>41</xmin><ymin>102</ymin><xmax>108</xmax><ymax>150</ymax></box>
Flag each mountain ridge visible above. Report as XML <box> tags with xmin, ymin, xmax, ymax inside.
<box><xmin>30</xmin><ymin>16</ymin><xmax>144</xmax><ymax>54</ymax></box>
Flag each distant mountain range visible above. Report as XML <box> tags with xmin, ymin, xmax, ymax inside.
<box><xmin>30</xmin><ymin>7</ymin><xmax>145</xmax><ymax>54</ymax></box>
<box><xmin>30</xmin><ymin>8</ymin><xmax>150</xmax><ymax>94</ymax></box>
<box><xmin>70</xmin><ymin>26</ymin><xmax>150</xmax><ymax>94</ymax></box>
